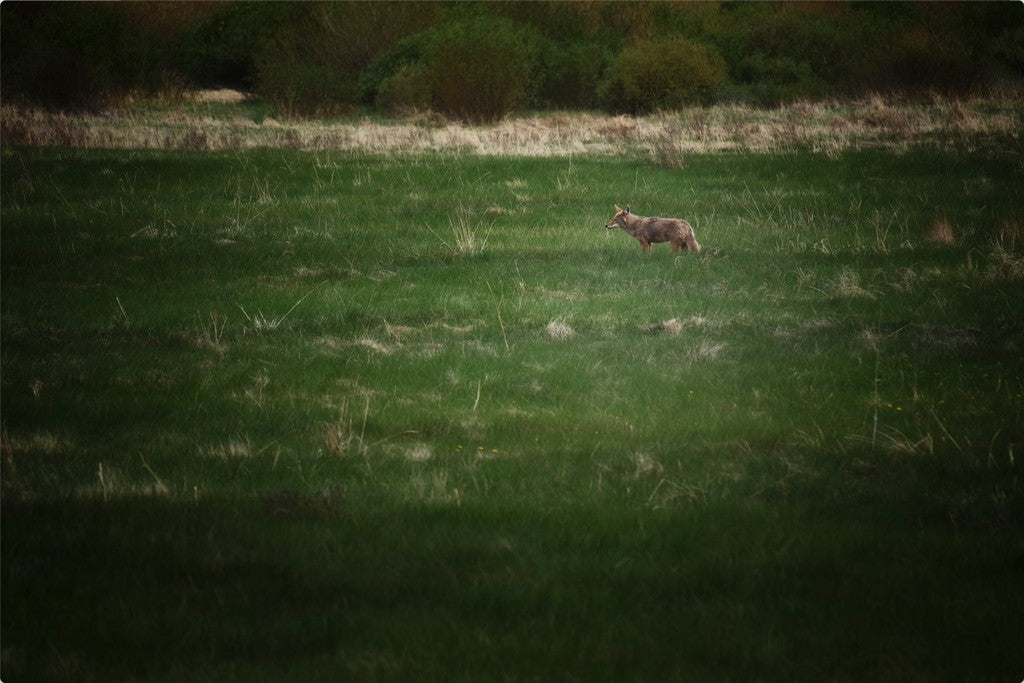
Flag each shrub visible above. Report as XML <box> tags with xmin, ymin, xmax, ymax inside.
<box><xmin>375</xmin><ymin>64</ymin><xmax>431</xmax><ymax>115</ymax></box>
<box><xmin>174</xmin><ymin>3</ymin><xmax>297</xmax><ymax>89</ymax></box>
<box><xmin>536</xmin><ymin>41</ymin><xmax>611</xmax><ymax>110</ymax></box>
<box><xmin>254</xmin><ymin>2</ymin><xmax>437</xmax><ymax>118</ymax></box>
<box><xmin>419</xmin><ymin>16</ymin><xmax>543</xmax><ymax>123</ymax></box>
<box><xmin>358</xmin><ymin>33</ymin><xmax>428</xmax><ymax>107</ymax></box>
<box><xmin>254</xmin><ymin>8</ymin><xmax>359</xmax><ymax>117</ymax></box>
<box><xmin>362</xmin><ymin>16</ymin><xmax>551</xmax><ymax>120</ymax></box>
<box><xmin>255</xmin><ymin>32</ymin><xmax>359</xmax><ymax>118</ymax></box>
<box><xmin>599</xmin><ymin>36</ymin><xmax>727</xmax><ymax>114</ymax></box>
<box><xmin>735</xmin><ymin>54</ymin><xmax>828</xmax><ymax>105</ymax></box>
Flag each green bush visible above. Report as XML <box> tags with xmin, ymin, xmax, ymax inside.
<box><xmin>363</xmin><ymin>17</ymin><xmax>561</xmax><ymax>118</ymax></box>
<box><xmin>174</xmin><ymin>3</ymin><xmax>299</xmax><ymax>89</ymax></box>
<box><xmin>537</xmin><ymin>41</ymin><xmax>611</xmax><ymax>110</ymax></box>
<box><xmin>254</xmin><ymin>2</ymin><xmax>437</xmax><ymax>118</ymax></box>
<box><xmin>252</xmin><ymin>7</ymin><xmax>356</xmax><ymax>117</ymax></box>
<box><xmin>375</xmin><ymin>64</ymin><xmax>431</xmax><ymax>115</ymax></box>
<box><xmin>357</xmin><ymin>33</ymin><xmax>428</xmax><ymax>107</ymax></box>
<box><xmin>419</xmin><ymin>16</ymin><xmax>543</xmax><ymax>123</ymax></box>
<box><xmin>255</xmin><ymin>32</ymin><xmax>358</xmax><ymax>117</ymax></box>
<box><xmin>600</xmin><ymin>36</ymin><xmax>727</xmax><ymax>114</ymax></box>
<box><xmin>735</xmin><ymin>54</ymin><xmax>828</xmax><ymax>105</ymax></box>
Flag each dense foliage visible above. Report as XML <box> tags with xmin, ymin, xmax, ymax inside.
<box><xmin>3</xmin><ymin>1</ymin><xmax>1022</xmax><ymax>118</ymax></box>
<box><xmin>600</xmin><ymin>36</ymin><xmax>729</xmax><ymax>112</ymax></box>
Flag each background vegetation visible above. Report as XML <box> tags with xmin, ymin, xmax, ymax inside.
<box><xmin>3</xmin><ymin>1</ymin><xmax>1023</xmax><ymax>120</ymax></box>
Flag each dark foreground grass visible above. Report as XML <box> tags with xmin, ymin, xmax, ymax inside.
<box><xmin>2</xmin><ymin>143</ymin><xmax>1023</xmax><ymax>681</ymax></box>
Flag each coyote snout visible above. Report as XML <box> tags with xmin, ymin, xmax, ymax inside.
<box><xmin>605</xmin><ymin>205</ymin><xmax>701</xmax><ymax>253</ymax></box>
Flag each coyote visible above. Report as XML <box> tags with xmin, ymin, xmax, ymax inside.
<box><xmin>605</xmin><ymin>205</ymin><xmax>701</xmax><ymax>253</ymax></box>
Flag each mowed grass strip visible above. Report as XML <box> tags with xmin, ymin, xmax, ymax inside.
<box><xmin>2</xmin><ymin>144</ymin><xmax>1023</xmax><ymax>680</ymax></box>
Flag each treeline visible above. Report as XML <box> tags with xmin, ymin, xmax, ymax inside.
<box><xmin>3</xmin><ymin>1</ymin><xmax>1022</xmax><ymax>121</ymax></box>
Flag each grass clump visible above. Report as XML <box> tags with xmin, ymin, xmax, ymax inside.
<box><xmin>927</xmin><ymin>216</ymin><xmax>957</xmax><ymax>246</ymax></box>
<box><xmin>429</xmin><ymin>213</ymin><xmax>493</xmax><ymax>257</ymax></box>
<box><xmin>545</xmin><ymin>320</ymin><xmax>575</xmax><ymax>341</ymax></box>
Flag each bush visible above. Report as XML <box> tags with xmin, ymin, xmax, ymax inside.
<box><xmin>713</xmin><ymin>6</ymin><xmax>861</xmax><ymax>104</ymax></box>
<box><xmin>253</xmin><ymin>7</ymin><xmax>357</xmax><ymax>117</ymax></box>
<box><xmin>419</xmin><ymin>16</ymin><xmax>543</xmax><ymax>123</ymax></box>
<box><xmin>254</xmin><ymin>2</ymin><xmax>437</xmax><ymax>118</ymax></box>
<box><xmin>375</xmin><ymin>64</ymin><xmax>431</xmax><ymax>115</ymax></box>
<box><xmin>358</xmin><ymin>33</ymin><xmax>428</xmax><ymax>107</ymax></box>
<box><xmin>600</xmin><ymin>36</ymin><xmax>727</xmax><ymax>113</ymax></box>
<box><xmin>362</xmin><ymin>16</ymin><xmax>552</xmax><ymax>119</ymax></box>
<box><xmin>537</xmin><ymin>41</ymin><xmax>611</xmax><ymax>110</ymax></box>
<box><xmin>174</xmin><ymin>3</ymin><xmax>298</xmax><ymax>89</ymax></box>
<box><xmin>735</xmin><ymin>54</ymin><xmax>828</xmax><ymax>105</ymax></box>
<box><xmin>255</xmin><ymin>34</ymin><xmax>358</xmax><ymax>117</ymax></box>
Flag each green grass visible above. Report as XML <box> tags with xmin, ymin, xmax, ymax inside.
<box><xmin>3</xmin><ymin>141</ymin><xmax>1023</xmax><ymax>681</ymax></box>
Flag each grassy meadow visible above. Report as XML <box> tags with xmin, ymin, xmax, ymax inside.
<box><xmin>2</xmin><ymin>102</ymin><xmax>1023</xmax><ymax>680</ymax></box>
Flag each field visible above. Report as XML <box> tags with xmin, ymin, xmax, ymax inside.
<box><xmin>2</xmin><ymin>100</ymin><xmax>1023</xmax><ymax>680</ymax></box>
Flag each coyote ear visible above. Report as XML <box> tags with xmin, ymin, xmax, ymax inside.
<box><xmin>614</xmin><ymin>204</ymin><xmax>622</xmax><ymax>212</ymax></box>
<box><xmin>625</xmin><ymin>205</ymin><xmax>631</xmax><ymax>214</ymax></box>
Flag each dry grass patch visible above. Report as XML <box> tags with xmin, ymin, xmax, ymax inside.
<box><xmin>191</xmin><ymin>312</ymin><xmax>229</xmax><ymax>354</ymax></box>
<box><xmin>847</xmin><ymin>427</ymin><xmax>935</xmax><ymax>456</ymax></box>
<box><xmin>383</xmin><ymin>321</ymin><xmax>419</xmax><ymax>339</ymax></box>
<box><xmin>630</xmin><ymin>452</ymin><xmax>664</xmax><ymax>478</ymax></box>
<box><xmin>189</xmin><ymin>88</ymin><xmax>250</xmax><ymax>104</ymax></box>
<box><xmin>832</xmin><ymin>268</ymin><xmax>876</xmax><ymax>299</ymax></box>
<box><xmin>2</xmin><ymin>430</ymin><xmax>73</xmax><ymax>456</ymax></box>
<box><xmin>927</xmin><ymin>217</ymin><xmax>957</xmax><ymax>246</ymax></box>
<box><xmin>315</xmin><ymin>336</ymin><xmax>393</xmax><ymax>356</ymax></box>
<box><xmin>546</xmin><ymin>320</ymin><xmax>575</xmax><ymax>341</ymax></box>
<box><xmin>355</xmin><ymin>338</ymin><xmax>392</xmax><ymax>355</ymax></box>
<box><xmin>643</xmin><ymin>318</ymin><xmax>683</xmax><ymax>335</ymax></box>
<box><xmin>323</xmin><ymin>400</ymin><xmax>370</xmax><ymax>458</ymax></box>
<box><xmin>996</xmin><ymin>218</ymin><xmax>1021</xmax><ymax>250</ymax></box>
<box><xmin>76</xmin><ymin>462</ymin><xmax>171</xmax><ymax>500</ymax></box>
<box><xmin>987</xmin><ymin>245</ymin><xmax>1024</xmax><ymax>281</ymax></box>
<box><xmin>205</xmin><ymin>437</ymin><xmax>256</xmax><ymax>460</ymax></box>
<box><xmin>387</xmin><ymin>441</ymin><xmax>434</xmax><ymax>462</ymax></box>
<box><xmin>406</xmin><ymin>470</ymin><xmax>460</xmax><ymax>505</ymax></box>
<box><xmin>3</xmin><ymin>93</ymin><xmax>1019</xmax><ymax>155</ymax></box>
<box><xmin>691</xmin><ymin>340</ymin><xmax>727</xmax><ymax>362</ymax></box>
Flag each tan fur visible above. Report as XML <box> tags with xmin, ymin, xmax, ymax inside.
<box><xmin>605</xmin><ymin>205</ymin><xmax>701</xmax><ymax>253</ymax></box>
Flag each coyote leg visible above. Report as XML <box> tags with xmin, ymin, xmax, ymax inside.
<box><xmin>638</xmin><ymin>238</ymin><xmax>651</xmax><ymax>252</ymax></box>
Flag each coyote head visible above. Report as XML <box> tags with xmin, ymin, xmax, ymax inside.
<box><xmin>605</xmin><ymin>204</ymin><xmax>631</xmax><ymax>230</ymax></box>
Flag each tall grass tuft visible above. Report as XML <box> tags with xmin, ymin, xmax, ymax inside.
<box><xmin>323</xmin><ymin>399</ymin><xmax>368</xmax><ymax>458</ymax></box>
<box><xmin>430</xmin><ymin>215</ymin><xmax>492</xmax><ymax>256</ymax></box>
